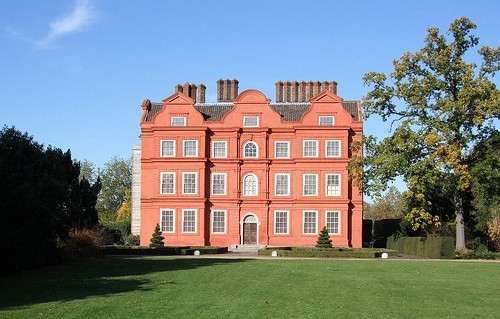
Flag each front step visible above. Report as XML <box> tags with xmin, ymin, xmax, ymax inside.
<box><xmin>232</xmin><ymin>244</ymin><xmax>261</xmax><ymax>253</ymax></box>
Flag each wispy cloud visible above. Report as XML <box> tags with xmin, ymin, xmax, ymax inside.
<box><xmin>37</xmin><ymin>0</ymin><xmax>96</xmax><ymax>48</ymax></box>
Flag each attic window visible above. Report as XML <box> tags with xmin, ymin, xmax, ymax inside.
<box><xmin>319</xmin><ymin>116</ymin><xmax>334</xmax><ymax>126</ymax></box>
<box><xmin>171</xmin><ymin>117</ymin><xmax>186</xmax><ymax>126</ymax></box>
<box><xmin>243</xmin><ymin>116</ymin><xmax>259</xmax><ymax>127</ymax></box>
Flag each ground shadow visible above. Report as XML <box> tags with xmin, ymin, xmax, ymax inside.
<box><xmin>0</xmin><ymin>257</ymin><xmax>252</xmax><ymax>309</ymax></box>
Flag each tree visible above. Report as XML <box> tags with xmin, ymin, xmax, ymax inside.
<box><xmin>116</xmin><ymin>189</ymin><xmax>132</xmax><ymax>222</ymax></box>
<box><xmin>149</xmin><ymin>224</ymin><xmax>165</xmax><ymax>248</ymax></box>
<box><xmin>469</xmin><ymin>131</ymin><xmax>499</xmax><ymax>249</ymax></box>
<box><xmin>316</xmin><ymin>226</ymin><xmax>333</xmax><ymax>248</ymax></box>
<box><xmin>96</xmin><ymin>156</ymin><xmax>132</xmax><ymax>223</ymax></box>
<box><xmin>0</xmin><ymin>126</ymin><xmax>101</xmax><ymax>273</ymax></box>
<box><xmin>364</xmin><ymin>186</ymin><xmax>406</xmax><ymax>220</ymax></box>
<box><xmin>351</xmin><ymin>17</ymin><xmax>499</xmax><ymax>249</ymax></box>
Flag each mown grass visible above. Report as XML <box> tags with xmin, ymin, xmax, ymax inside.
<box><xmin>0</xmin><ymin>257</ymin><xmax>498</xmax><ymax>318</ymax></box>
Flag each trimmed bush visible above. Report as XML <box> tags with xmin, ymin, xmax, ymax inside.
<box><xmin>100</xmin><ymin>246</ymin><xmax>228</xmax><ymax>256</ymax></box>
<box><xmin>316</xmin><ymin>226</ymin><xmax>333</xmax><ymax>248</ymax></box>
<box><xmin>258</xmin><ymin>247</ymin><xmax>398</xmax><ymax>258</ymax></box>
<box><xmin>387</xmin><ymin>236</ymin><xmax>454</xmax><ymax>259</ymax></box>
<box><xmin>149</xmin><ymin>224</ymin><xmax>164</xmax><ymax>248</ymax></box>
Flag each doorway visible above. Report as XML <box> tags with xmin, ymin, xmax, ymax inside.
<box><xmin>242</xmin><ymin>214</ymin><xmax>258</xmax><ymax>245</ymax></box>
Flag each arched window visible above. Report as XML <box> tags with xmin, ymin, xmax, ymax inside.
<box><xmin>244</xmin><ymin>142</ymin><xmax>258</xmax><ymax>158</ymax></box>
<box><xmin>243</xmin><ymin>174</ymin><xmax>258</xmax><ymax>196</ymax></box>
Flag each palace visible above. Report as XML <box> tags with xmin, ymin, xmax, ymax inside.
<box><xmin>131</xmin><ymin>79</ymin><xmax>363</xmax><ymax>247</ymax></box>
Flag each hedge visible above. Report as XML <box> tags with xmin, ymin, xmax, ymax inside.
<box><xmin>100</xmin><ymin>246</ymin><xmax>228</xmax><ymax>256</ymax></box>
<box><xmin>386</xmin><ymin>236</ymin><xmax>454</xmax><ymax>259</ymax></box>
<box><xmin>258</xmin><ymin>247</ymin><xmax>398</xmax><ymax>258</ymax></box>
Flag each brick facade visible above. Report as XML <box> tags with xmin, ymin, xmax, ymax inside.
<box><xmin>133</xmin><ymin>79</ymin><xmax>363</xmax><ymax>248</ymax></box>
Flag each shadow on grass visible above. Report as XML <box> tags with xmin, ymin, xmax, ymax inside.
<box><xmin>0</xmin><ymin>257</ymin><xmax>251</xmax><ymax>310</ymax></box>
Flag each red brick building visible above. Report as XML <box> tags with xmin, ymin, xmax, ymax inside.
<box><xmin>133</xmin><ymin>79</ymin><xmax>363</xmax><ymax>247</ymax></box>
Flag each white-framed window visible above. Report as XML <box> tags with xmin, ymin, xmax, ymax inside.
<box><xmin>326</xmin><ymin>140</ymin><xmax>341</xmax><ymax>157</ymax></box>
<box><xmin>319</xmin><ymin>116</ymin><xmax>335</xmax><ymax>126</ymax></box>
<box><xmin>182</xmin><ymin>172</ymin><xmax>198</xmax><ymax>194</ymax></box>
<box><xmin>160</xmin><ymin>172</ymin><xmax>176</xmax><ymax>194</ymax></box>
<box><xmin>243</xmin><ymin>116</ymin><xmax>259</xmax><ymax>127</ymax></box>
<box><xmin>275</xmin><ymin>141</ymin><xmax>290</xmax><ymax>158</ymax></box>
<box><xmin>212</xmin><ymin>210</ymin><xmax>226</xmax><ymax>234</ymax></box>
<box><xmin>326</xmin><ymin>211</ymin><xmax>341</xmax><ymax>234</ymax></box>
<box><xmin>212</xmin><ymin>173</ymin><xmax>227</xmax><ymax>195</ymax></box>
<box><xmin>171</xmin><ymin>117</ymin><xmax>186</xmax><ymax>126</ymax></box>
<box><xmin>243</xmin><ymin>142</ymin><xmax>258</xmax><ymax>158</ymax></box>
<box><xmin>303</xmin><ymin>140</ymin><xmax>318</xmax><ymax>157</ymax></box>
<box><xmin>182</xmin><ymin>209</ymin><xmax>197</xmax><ymax>233</ymax></box>
<box><xmin>161</xmin><ymin>140</ymin><xmax>175</xmax><ymax>157</ymax></box>
<box><xmin>160</xmin><ymin>209</ymin><xmax>175</xmax><ymax>233</ymax></box>
<box><xmin>275</xmin><ymin>173</ymin><xmax>290</xmax><ymax>196</ymax></box>
<box><xmin>243</xmin><ymin>174</ymin><xmax>258</xmax><ymax>196</ymax></box>
<box><xmin>303</xmin><ymin>174</ymin><xmax>318</xmax><ymax>196</ymax></box>
<box><xmin>183</xmin><ymin>140</ymin><xmax>198</xmax><ymax>157</ymax></box>
<box><xmin>326</xmin><ymin>174</ymin><xmax>341</xmax><ymax>196</ymax></box>
<box><xmin>274</xmin><ymin>210</ymin><xmax>289</xmax><ymax>234</ymax></box>
<box><xmin>303</xmin><ymin>210</ymin><xmax>318</xmax><ymax>234</ymax></box>
<box><xmin>212</xmin><ymin>141</ymin><xmax>227</xmax><ymax>158</ymax></box>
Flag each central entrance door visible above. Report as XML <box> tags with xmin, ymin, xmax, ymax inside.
<box><xmin>242</xmin><ymin>215</ymin><xmax>257</xmax><ymax>245</ymax></box>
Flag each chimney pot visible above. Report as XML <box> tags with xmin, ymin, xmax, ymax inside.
<box><xmin>217</xmin><ymin>79</ymin><xmax>224</xmax><ymax>102</ymax></box>
<box><xmin>197</xmin><ymin>83</ymin><xmax>206</xmax><ymax>103</ymax></box>
<box><xmin>284</xmin><ymin>81</ymin><xmax>291</xmax><ymax>102</ymax></box>
<box><xmin>329</xmin><ymin>81</ymin><xmax>338</xmax><ymax>94</ymax></box>
<box><xmin>291</xmin><ymin>81</ymin><xmax>299</xmax><ymax>102</ymax></box>
<box><xmin>275</xmin><ymin>81</ymin><xmax>283</xmax><ymax>102</ymax></box>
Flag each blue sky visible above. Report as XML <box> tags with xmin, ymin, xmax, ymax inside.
<box><xmin>1</xmin><ymin>0</ymin><xmax>498</xmax><ymax>174</ymax></box>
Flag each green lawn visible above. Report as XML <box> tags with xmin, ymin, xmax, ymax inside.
<box><xmin>1</xmin><ymin>257</ymin><xmax>498</xmax><ymax>318</ymax></box>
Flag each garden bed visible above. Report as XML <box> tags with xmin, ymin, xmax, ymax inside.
<box><xmin>100</xmin><ymin>246</ymin><xmax>228</xmax><ymax>256</ymax></box>
<box><xmin>258</xmin><ymin>247</ymin><xmax>398</xmax><ymax>258</ymax></box>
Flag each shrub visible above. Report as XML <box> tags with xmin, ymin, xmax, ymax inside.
<box><xmin>316</xmin><ymin>226</ymin><xmax>332</xmax><ymax>248</ymax></box>
<box><xmin>101</xmin><ymin>219</ymin><xmax>131</xmax><ymax>244</ymax></box>
<box><xmin>125</xmin><ymin>234</ymin><xmax>140</xmax><ymax>246</ymax></box>
<box><xmin>149</xmin><ymin>224</ymin><xmax>164</xmax><ymax>248</ymax></box>
<box><xmin>65</xmin><ymin>229</ymin><xmax>102</xmax><ymax>259</ymax></box>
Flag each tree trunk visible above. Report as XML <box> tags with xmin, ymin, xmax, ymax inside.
<box><xmin>454</xmin><ymin>191</ymin><xmax>466</xmax><ymax>249</ymax></box>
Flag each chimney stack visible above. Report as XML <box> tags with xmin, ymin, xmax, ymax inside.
<box><xmin>197</xmin><ymin>83</ymin><xmax>206</xmax><ymax>103</ymax></box>
<box><xmin>284</xmin><ymin>81</ymin><xmax>291</xmax><ymax>102</ymax></box>
<box><xmin>217</xmin><ymin>79</ymin><xmax>239</xmax><ymax>102</ymax></box>
<box><xmin>329</xmin><ymin>81</ymin><xmax>338</xmax><ymax>94</ymax></box>
<box><xmin>275</xmin><ymin>81</ymin><xmax>283</xmax><ymax>102</ymax></box>
<box><xmin>291</xmin><ymin>81</ymin><xmax>299</xmax><ymax>102</ymax></box>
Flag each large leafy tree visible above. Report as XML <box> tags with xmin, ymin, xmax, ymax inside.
<box><xmin>363</xmin><ymin>186</ymin><xmax>406</xmax><ymax>221</ymax></box>
<box><xmin>97</xmin><ymin>156</ymin><xmax>132</xmax><ymax>223</ymax></box>
<box><xmin>351</xmin><ymin>17</ymin><xmax>499</xmax><ymax>249</ymax></box>
<box><xmin>469</xmin><ymin>131</ymin><xmax>499</xmax><ymax>247</ymax></box>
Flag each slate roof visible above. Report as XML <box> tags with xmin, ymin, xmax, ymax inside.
<box><xmin>144</xmin><ymin>101</ymin><xmax>360</xmax><ymax>122</ymax></box>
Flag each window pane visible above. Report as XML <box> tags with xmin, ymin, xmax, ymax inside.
<box><xmin>275</xmin><ymin>174</ymin><xmax>289</xmax><ymax>196</ymax></box>
<box><xmin>275</xmin><ymin>211</ymin><xmax>288</xmax><ymax>234</ymax></box>
<box><xmin>212</xmin><ymin>173</ymin><xmax>226</xmax><ymax>195</ymax></box>
<box><xmin>212</xmin><ymin>210</ymin><xmax>226</xmax><ymax>233</ymax></box>
<box><xmin>303</xmin><ymin>211</ymin><xmax>317</xmax><ymax>234</ymax></box>
<box><xmin>161</xmin><ymin>140</ymin><xmax>175</xmax><ymax>157</ymax></box>
<box><xmin>326</xmin><ymin>140</ymin><xmax>340</xmax><ymax>157</ymax></box>
<box><xmin>319</xmin><ymin>116</ymin><xmax>334</xmax><ymax>126</ymax></box>
<box><xmin>182</xmin><ymin>210</ymin><xmax>196</xmax><ymax>233</ymax></box>
<box><xmin>161</xmin><ymin>209</ymin><xmax>174</xmax><ymax>232</ymax></box>
<box><xmin>243</xmin><ymin>175</ymin><xmax>257</xmax><ymax>196</ymax></box>
<box><xmin>303</xmin><ymin>140</ymin><xmax>317</xmax><ymax>157</ymax></box>
<box><xmin>326</xmin><ymin>174</ymin><xmax>340</xmax><ymax>196</ymax></box>
<box><xmin>213</xmin><ymin>141</ymin><xmax>226</xmax><ymax>158</ymax></box>
<box><xmin>275</xmin><ymin>142</ymin><xmax>289</xmax><ymax>158</ymax></box>
<box><xmin>171</xmin><ymin>117</ymin><xmax>186</xmax><ymax>126</ymax></box>
<box><xmin>161</xmin><ymin>173</ymin><xmax>175</xmax><ymax>194</ymax></box>
<box><xmin>183</xmin><ymin>140</ymin><xmax>197</xmax><ymax>157</ymax></box>
<box><xmin>244</xmin><ymin>116</ymin><xmax>259</xmax><ymax>127</ymax></box>
<box><xmin>244</xmin><ymin>142</ymin><xmax>257</xmax><ymax>158</ymax></box>
<box><xmin>326</xmin><ymin>211</ymin><xmax>340</xmax><ymax>234</ymax></box>
<box><xmin>183</xmin><ymin>173</ymin><xmax>197</xmax><ymax>194</ymax></box>
<box><xmin>303</xmin><ymin>174</ymin><xmax>317</xmax><ymax>196</ymax></box>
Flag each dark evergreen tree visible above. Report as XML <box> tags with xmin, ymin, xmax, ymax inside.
<box><xmin>0</xmin><ymin>126</ymin><xmax>101</xmax><ymax>274</ymax></box>
<box><xmin>149</xmin><ymin>224</ymin><xmax>165</xmax><ymax>248</ymax></box>
<box><xmin>316</xmin><ymin>226</ymin><xmax>333</xmax><ymax>248</ymax></box>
